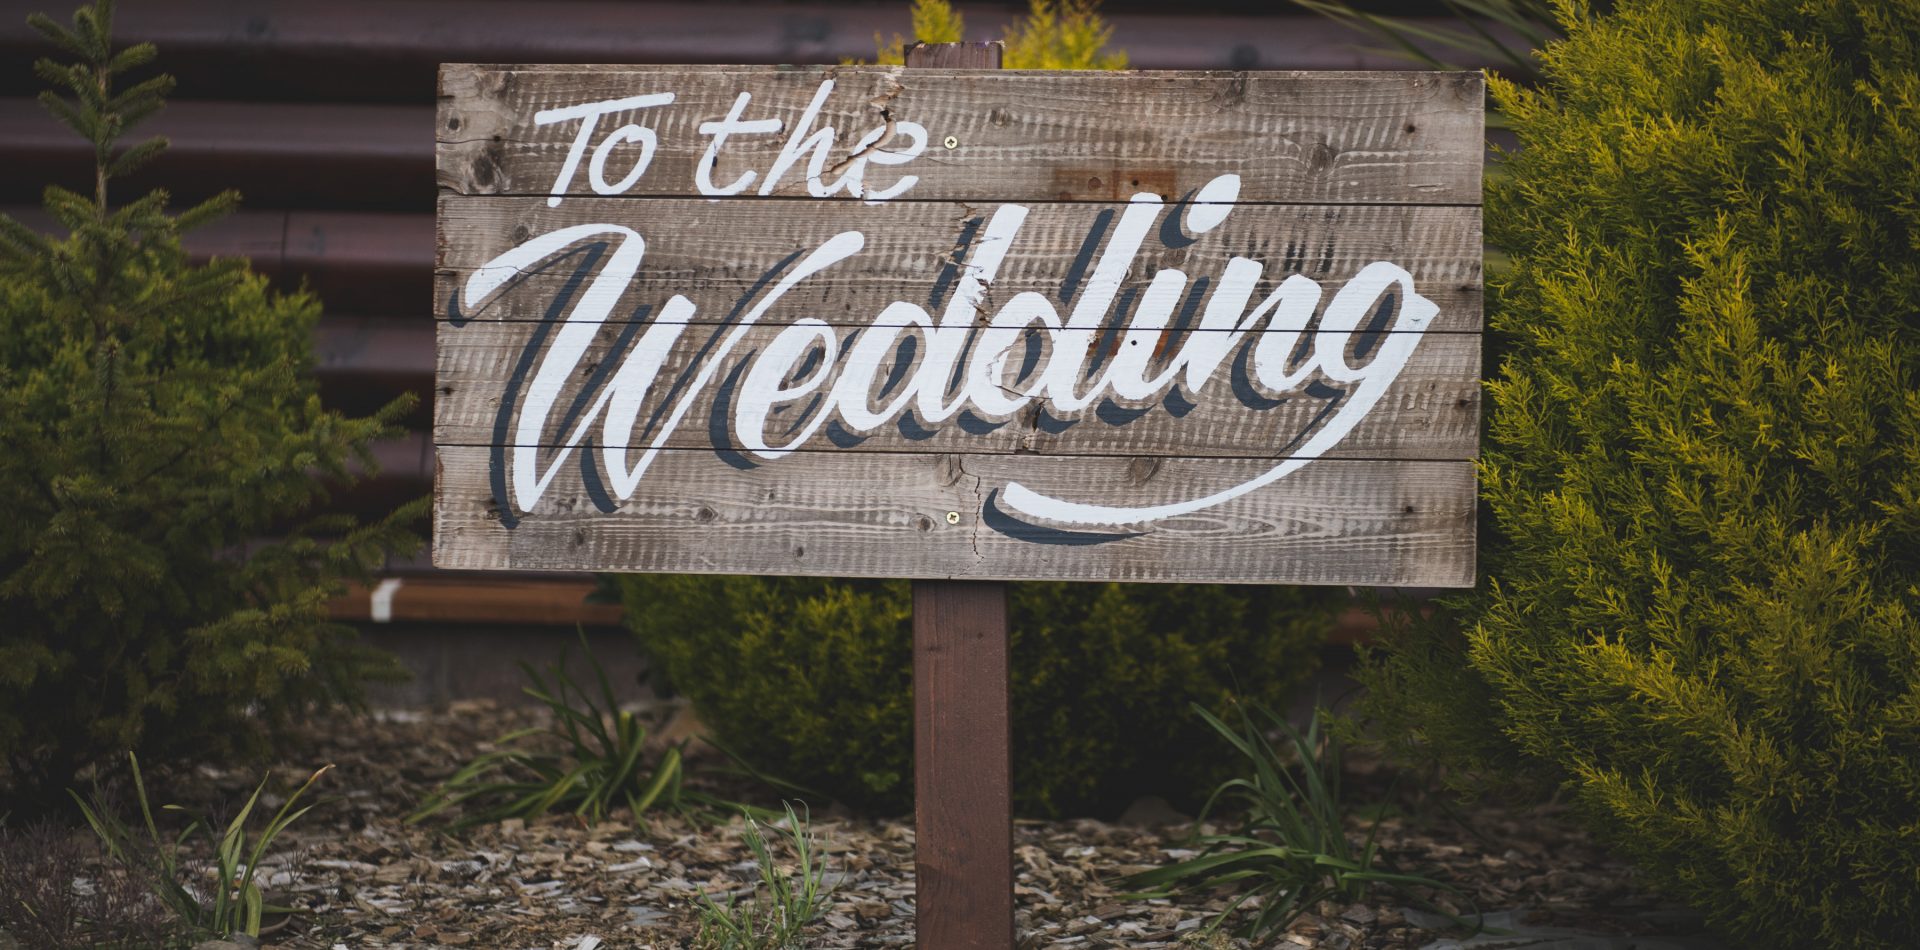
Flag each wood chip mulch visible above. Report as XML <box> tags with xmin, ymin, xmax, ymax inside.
<box><xmin>99</xmin><ymin>701</ymin><xmax>1710</xmax><ymax>949</ymax></box>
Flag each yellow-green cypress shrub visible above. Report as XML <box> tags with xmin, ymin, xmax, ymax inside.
<box><xmin>1360</xmin><ymin>0</ymin><xmax>1920</xmax><ymax>944</ymax></box>
<box><xmin>870</xmin><ymin>0</ymin><xmax>967</xmax><ymax>64</ymax></box>
<box><xmin>870</xmin><ymin>0</ymin><xmax>1127</xmax><ymax>70</ymax></box>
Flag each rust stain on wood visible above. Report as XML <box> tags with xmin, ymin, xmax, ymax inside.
<box><xmin>1050</xmin><ymin>166</ymin><xmax>1180</xmax><ymax>201</ymax></box>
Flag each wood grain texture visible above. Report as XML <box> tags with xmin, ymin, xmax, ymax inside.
<box><xmin>434</xmin><ymin>197</ymin><xmax>1483</xmax><ymax>333</ymax></box>
<box><xmin>438</xmin><ymin>65</ymin><xmax>1484</xmax><ymax>205</ymax></box>
<box><xmin>432</xmin><ymin>445</ymin><xmax>1476</xmax><ymax>585</ymax></box>
<box><xmin>914</xmin><ymin>578</ymin><xmax>1012</xmax><ymax>950</ymax></box>
<box><xmin>433</xmin><ymin>62</ymin><xmax>1484</xmax><ymax>586</ymax></box>
<box><xmin>432</xmin><ymin>319</ymin><xmax>1481</xmax><ymax>459</ymax></box>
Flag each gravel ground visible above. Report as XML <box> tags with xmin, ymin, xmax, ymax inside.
<box><xmin>27</xmin><ymin>701</ymin><xmax>1720</xmax><ymax>949</ymax></box>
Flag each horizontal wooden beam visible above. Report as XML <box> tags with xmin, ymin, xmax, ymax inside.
<box><xmin>434</xmin><ymin>445</ymin><xmax>1476</xmax><ymax>585</ymax></box>
<box><xmin>439</xmin><ymin>67</ymin><xmax>1483</xmax><ymax>206</ymax></box>
<box><xmin>316</xmin><ymin>315</ymin><xmax>436</xmax><ymax>380</ymax></box>
<box><xmin>0</xmin><ymin>1</ymin><xmax>1522</xmax><ymax>104</ymax></box>
<box><xmin>322</xmin><ymin>567</ymin><xmax>1415</xmax><ymax>634</ymax></box>
<box><xmin>435</xmin><ymin>198</ymin><xmax>1483</xmax><ymax>329</ymax></box>
<box><xmin>433</xmin><ymin>322</ymin><xmax>1480</xmax><ymax>461</ymax></box>
<box><xmin>330</xmin><ymin>576</ymin><xmax>620</xmax><ymax>625</ymax></box>
<box><xmin>324</xmin><ymin>573</ymin><xmax>1408</xmax><ymax>637</ymax></box>
<box><xmin>315</xmin><ymin>315</ymin><xmax>435</xmax><ymax>420</ymax></box>
<box><xmin>0</xmin><ymin>98</ymin><xmax>431</xmax><ymax>210</ymax></box>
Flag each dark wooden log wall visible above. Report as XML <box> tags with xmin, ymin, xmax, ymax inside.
<box><xmin>0</xmin><ymin>0</ymin><xmax>1492</xmax><ymax>623</ymax></box>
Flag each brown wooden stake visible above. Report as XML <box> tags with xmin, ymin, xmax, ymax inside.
<box><xmin>913</xmin><ymin>578</ymin><xmax>1013</xmax><ymax>950</ymax></box>
<box><xmin>907</xmin><ymin>39</ymin><xmax>1013</xmax><ymax>950</ymax></box>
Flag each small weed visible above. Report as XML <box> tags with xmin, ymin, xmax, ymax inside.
<box><xmin>694</xmin><ymin>802</ymin><xmax>836</xmax><ymax>950</ymax></box>
<box><xmin>71</xmin><ymin>753</ymin><xmax>329</xmax><ymax>941</ymax></box>
<box><xmin>1124</xmin><ymin>701</ymin><xmax>1476</xmax><ymax>941</ymax></box>
<box><xmin>0</xmin><ymin>819</ymin><xmax>177</xmax><ymax>948</ymax></box>
<box><xmin>410</xmin><ymin>633</ymin><xmax>721</xmax><ymax>828</ymax></box>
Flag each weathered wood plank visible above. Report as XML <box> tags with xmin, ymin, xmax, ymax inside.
<box><xmin>431</xmin><ymin>446</ymin><xmax>1476</xmax><ymax>585</ymax></box>
<box><xmin>434</xmin><ymin>198</ymin><xmax>1483</xmax><ymax>333</ymax></box>
<box><xmin>432</xmin><ymin>320</ymin><xmax>1481</xmax><ymax>460</ymax></box>
<box><xmin>438</xmin><ymin>65</ymin><xmax>1484</xmax><ymax>205</ymax></box>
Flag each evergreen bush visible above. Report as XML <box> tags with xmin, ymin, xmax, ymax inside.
<box><xmin>621</xmin><ymin>575</ymin><xmax>1327</xmax><ymax>817</ymax></box>
<box><xmin>1359</xmin><ymin>0</ymin><xmax>1920</xmax><ymax>944</ymax></box>
<box><xmin>871</xmin><ymin>0</ymin><xmax>1127</xmax><ymax>69</ymax></box>
<box><xmin>0</xmin><ymin>1</ymin><xmax>420</xmax><ymax>812</ymax></box>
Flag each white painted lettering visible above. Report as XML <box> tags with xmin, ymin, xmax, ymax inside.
<box><xmin>696</xmin><ymin>92</ymin><xmax>783</xmax><ymax>197</ymax></box>
<box><xmin>533</xmin><ymin>93</ymin><xmax>674</xmax><ymax>207</ymax></box>
<box><xmin>458</xmin><ymin>174</ymin><xmax>1442</xmax><ymax>533</ymax></box>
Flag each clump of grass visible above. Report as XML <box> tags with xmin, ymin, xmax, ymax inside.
<box><xmin>0</xmin><ymin>819</ymin><xmax>176</xmax><ymax>948</ymax></box>
<box><xmin>72</xmin><ymin>753</ymin><xmax>329</xmax><ymax>941</ymax></box>
<box><xmin>694</xmin><ymin>802</ymin><xmax>836</xmax><ymax>950</ymax></box>
<box><xmin>1124</xmin><ymin>701</ymin><xmax>1476</xmax><ymax>940</ymax></box>
<box><xmin>409</xmin><ymin>633</ymin><xmax>718</xmax><ymax>829</ymax></box>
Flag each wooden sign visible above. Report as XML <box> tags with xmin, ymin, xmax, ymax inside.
<box><xmin>434</xmin><ymin>64</ymin><xmax>1483</xmax><ymax>586</ymax></box>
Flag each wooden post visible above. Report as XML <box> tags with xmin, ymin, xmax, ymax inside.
<box><xmin>913</xmin><ymin>579</ymin><xmax>1013</xmax><ymax>949</ymax></box>
<box><xmin>907</xmin><ymin>40</ymin><xmax>1013</xmax><ymax>950</ymax></box>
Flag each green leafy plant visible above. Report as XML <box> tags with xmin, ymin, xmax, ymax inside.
<box><xmin>622</xmin><ymin>576</ymin><xmax>1329</xmax><ymax>817</ymax></box>
<box><xmin>71</xmin><ymin>753</ymin><xmax>328</xmax><ymax>941</ymax></box>
<box><xmin>1359</xmin><ymin>0</ymin><xmax>1920</xmax><ymax>946</ymax></box>
<box><xmin>1124</xmin><ymin>703</ymin><xmax>1470</xmax><ymax>940</ymax></box>
<box><xmin>869</xmin><ymin>0</ymin><xmax>1126</xmax><ymax>69</ymax></box>
<box><xmin>409</xmin><ymin>634</ymin><xmax>714</xmax><ymax>828</ymax></box>
<box><xmin>694</xmin><ymin>802</ymin><xmax>836</xmax><ymax>950</ymax></box>
<box><xmin>0</xmin><ymin>0</ymin><xmax>419</xmax><ymax>814</ymax></box>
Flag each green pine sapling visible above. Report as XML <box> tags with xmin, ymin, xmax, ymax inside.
<box><xmin>0</xmin><ymin>0</ymin><xmax>421</xmax><ymax>812</ymax></box>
